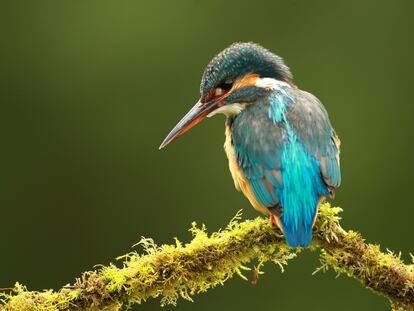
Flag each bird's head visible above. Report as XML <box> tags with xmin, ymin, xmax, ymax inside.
<box><xmin>159</xmin><ymin>42</ymin><xmax>292</xmax><ymax>149</ymax></box>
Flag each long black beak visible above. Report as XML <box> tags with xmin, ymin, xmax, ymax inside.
<box><xmin>159</xmin><ymin>99</ymin><xmax>219</xmax><ymax>149</ymax></box>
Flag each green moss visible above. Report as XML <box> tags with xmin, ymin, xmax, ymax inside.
<box><xmin>1</xmin><ymin>204</ymin><xmax>413</xmax><ymax>310</ymax></box>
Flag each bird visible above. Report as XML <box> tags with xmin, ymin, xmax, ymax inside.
<box><xmin>159</xmin><ymin>42</ymin><xmax>341</xmax><ymax>247</ymax></box>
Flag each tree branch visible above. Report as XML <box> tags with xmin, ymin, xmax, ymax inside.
<box><xmin>1</xmin><ymin>204</ymin><xmax>413</xmax><ymax>311</ymax></box>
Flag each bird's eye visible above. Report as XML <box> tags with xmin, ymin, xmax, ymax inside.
<box><xmin>215</xmin><ymin>79</ymin><xmax>233</xmax><ymax>97</ymax></box>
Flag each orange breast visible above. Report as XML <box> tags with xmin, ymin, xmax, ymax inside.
<box><xmin>224</xmin><ymin>124</ymin><xmax>270</xmax><ymax>216</ymax></box>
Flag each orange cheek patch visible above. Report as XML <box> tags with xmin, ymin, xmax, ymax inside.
<box><xmin>232</xmin><ymin>73</ymin><xmax>260</xmax><ymax>90</ymax></box>
<box><xmin>220</xmin><ymin>73</ymin><xmax>260</xmax><ymax>101</ymax></box>
<box><xmin>206</xmin><ymin>73</ymin><xmax>260</xmax><ymax>104</ymax></box>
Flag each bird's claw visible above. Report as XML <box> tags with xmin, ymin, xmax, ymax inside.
<box><xmin>269</xmin><ymin>214</ymin><xmax>278</xmax><ymax>226</ymax></box>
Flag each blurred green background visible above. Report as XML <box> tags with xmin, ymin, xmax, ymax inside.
<box><xmin>1</xmin><ymin>0</ymin><xmax>413</xmax><ymax>310</ymax></box>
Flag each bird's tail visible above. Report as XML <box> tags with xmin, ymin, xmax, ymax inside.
<box><xmin>282</xmin><ymin>221</ymin><xmax>313</xmax><ymax>248</ymax></box>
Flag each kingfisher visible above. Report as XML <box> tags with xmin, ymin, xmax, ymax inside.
<box><xmin>159</xmin><ymin>42</ymin><xmax>341</xmax><ymax>247</ymax></box>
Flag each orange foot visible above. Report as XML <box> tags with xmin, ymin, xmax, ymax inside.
<box><xmin>269</xmin><ymin>214</ymin><xmax>278</xmax><ymax>226</ymax></box>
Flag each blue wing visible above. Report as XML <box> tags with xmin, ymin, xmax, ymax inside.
<box><xmin>231</xmin><ymin>86</ymin><xmax>340</xmax><ymax>247</ymax></box>
<box><xmin>288</xmin><ymin>90</ymin><xmax>341</xmax><ymax>190</ymax></box>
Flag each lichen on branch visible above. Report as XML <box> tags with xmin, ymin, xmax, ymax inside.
<box><xmin>1</xmin><ymin>204</ymin><xmax>413</xmax><ymax>311</ymax></box>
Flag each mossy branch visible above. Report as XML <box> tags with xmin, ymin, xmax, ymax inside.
<box><xmin>1</xmin><ymin>204</ymin><xmax>413</xmax><ymax>311</ymax></box>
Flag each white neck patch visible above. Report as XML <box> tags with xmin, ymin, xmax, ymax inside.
<box><xmin>207</xmin><ymin>103</ymin><xmax>246</xmax><ymax>118</ymax></box>
<box><xmin>255</xmin><ymin>77</ymin><xmax>291</xmax><ymax>90</ymax></box>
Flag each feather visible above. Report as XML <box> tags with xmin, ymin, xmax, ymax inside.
<box><xmin>229</xmin><ymin>82</ymin><xmax>341</xmax><ymax>247</ymax></box>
